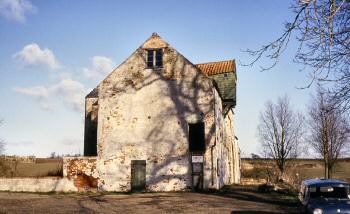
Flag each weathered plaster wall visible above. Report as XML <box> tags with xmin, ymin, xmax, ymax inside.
<box><xmin>222</xmin><ymin>110</ymin><xmax>240</xmax><ymax>184</ymax></box>
<box><xmin>227</xmin><ymin>110</ymin><xmax>241</xmax><ymax>184</ymax></box>
<box><xmin>206</xmin><ymin>88</ymin><xmax>230</xmax><ymax>189</ymax></box>
<box><xmin>203</xmin><ymin>89</ymin><xmax>240</xmax><ymax>189</ymax></box>
<box><xmin>96</xmin><ymin>35</ymin><xmax>216</xmax><ymax>192</ymax></box>
<box><xmin>0</xmin><ymin>177</ymin><xmax>78</xmax><ymax>192</ymax></box>
<box><xmin>63</xmin><ymin>157</ymin><xmax>98</xmax><ymax>190</ymax></box>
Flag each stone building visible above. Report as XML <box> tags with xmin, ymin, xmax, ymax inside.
<box><xmin>81</xmin><ymin>33</ymin><xmax>240</xmax><ymax>192</ymax></box>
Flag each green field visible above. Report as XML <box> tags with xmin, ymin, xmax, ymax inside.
<box><xmin>242</xmin><ymin>158</ymin><xmax>350</xmax><ymax>183</ymax></box>
<box><xmin>0</xmin><ymin>158</ymin><xmax>62</xmax><ymax>177</ymax></box>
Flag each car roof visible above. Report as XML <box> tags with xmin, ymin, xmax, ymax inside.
<box><xmin>302</xmin><ymin>179</ymin><xmax>349</xmax><ymax>187</ymax></box>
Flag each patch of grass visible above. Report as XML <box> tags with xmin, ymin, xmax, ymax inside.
<box><xmin>241</xmin><ymin>167</ymin><xmax>268</xmax><ymax>179</ymax></box>
<box><xmin>242</xmin><ymin>159</ymin><xmax>350</xmax><ymax>182</ymax></box>
<box><xmin>0</xmin><ymin>161</ymin><xmax>11</xmax><ymax>176</ymax></box>
<box><xmin>267</xmin><ymin>191</ymin><xmax>298</xmax><ymax>203</ymax></box>
<box><xmin>0</xmin><ymin>160</ymin><xmax>62</xmax><ymax>177</ymax></box>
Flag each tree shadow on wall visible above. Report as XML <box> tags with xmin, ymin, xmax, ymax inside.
<box><xmin>109</xmin><ymin>50</ymin><xmax>217</xmax><ymax>190</ymax></box>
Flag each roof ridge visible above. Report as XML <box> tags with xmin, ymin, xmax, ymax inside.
<box><xmin>195</xmin><ymin>59</ymin><xmax>235</xmax><ymax>65</ymax></box>
<box><xmin>195</xmin><ymin>59</ymin><xmax>236</xmax><ymax>76</ymax></box>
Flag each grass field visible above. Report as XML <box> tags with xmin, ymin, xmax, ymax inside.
<box><xmin>242</xmin><ymin>158</ymin><xmax>350</xmax><ymax>183</ymax></box>
<box><xmin>0</xmin><ymin>158</ymin><xmax>62</xmax><ymax>177</ymax></box>
<box><xmin>2</xmin><ymin>157</ymin><xmax>349</xmax><ymax>181</ymax></box>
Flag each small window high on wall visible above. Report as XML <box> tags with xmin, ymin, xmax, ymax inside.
<box><xmin>147</xmin><ymin>49</ymin><xmax>163</xmax><ymax>68</ymax></box>
<box><xmin>188</xmin><ymin>122</ymin><xmax>206</xmax><ymax>152</ymax></box>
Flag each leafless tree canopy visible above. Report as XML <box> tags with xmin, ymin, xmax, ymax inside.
<box><xmin>308</xmin><ymin>87</ymin><xmax>350</xmax><ymax>178</ymax></box>
<box><xmin>246</xmin><ymin>0</ymin><xmax>350</xmax><ymax>110</ymax></box>
<box><xmin>258</xmin><ymin>96</ymin><xmax>305</xmax><ymax>177</ymax></box>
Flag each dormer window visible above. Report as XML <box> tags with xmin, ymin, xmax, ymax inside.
<box><xmin>147</xmin><ymin>49</ymin><xmax>163</xmax><ymax>68</ymax></box>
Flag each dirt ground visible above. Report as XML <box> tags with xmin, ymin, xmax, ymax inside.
<box><xmin>0</xmin><ymin>189</ymin><xmax>298</xmax><ymax>214</ymax></box>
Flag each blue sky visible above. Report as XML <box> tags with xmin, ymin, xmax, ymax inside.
<box><xmin>0</xmin><ymin>0</ymin><xmax>315</xmax><ymax>157</ymax></box>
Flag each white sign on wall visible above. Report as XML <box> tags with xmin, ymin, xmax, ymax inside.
<box><xmin>192</xmin><ymin>155</ymin><xmax>203</xmax><ymax>163</ymax></box>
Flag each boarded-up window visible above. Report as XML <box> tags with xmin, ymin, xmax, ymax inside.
<box><xmin>188</xmin><ymin>122</ymin><xmax>206</xmax><ymax>152</ymax></box>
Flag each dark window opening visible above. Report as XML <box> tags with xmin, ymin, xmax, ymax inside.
<box><xmin>155</xmin><ymin>49</ymin><xmax>163</xmax><ymax>67</ymax></box>
<box><xmin>188</xmin><ymin>122</ymin><xmax>206</xmax><ymax>152</ymax></box>
<box><xmin>84</xmin><ymin>103</ymin><xmax>98</xmax><ymax>156</ymax></box>
<box><xmin>217</xmin><ymin>159</ymin><xmax>220</xmax><ymax>176</ymax></box>
<box><xmin>147</xmin><ymin>50</ymin><xmax>154</xmax><ymax>67</ymax></box>
<box><xmin>147</xmin><ymin>49</ymin><xmax>163</xmax><ymax>68</ymax></box>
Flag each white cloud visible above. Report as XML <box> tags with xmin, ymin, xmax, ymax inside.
<box><xmin>83</xmin><ymin>56</ymin><xmax>114</xmax><ymax>80</ymax></box>
<box><xmin>14</xmin><ymin>77</ymin><xmax>87</xmax><ymax>112</ymax></box>
<box><xmin>0</xmin><ymin>0</ymin><xmax>36</xmax><ymax>23</ymax></box>
<box><xmin>14</xmin><ymin>43</ymin><xmax>60</xmax><ymax>70</ymax></box>
<box><xmin>51</xmin><ymin>78</ymin><xmax>86</xmax><ymax>112</ymax></box>
<box><xmin>14</xmin><ymin>86</ymin><xmax>50</xmax><ymax>99</ymax></box>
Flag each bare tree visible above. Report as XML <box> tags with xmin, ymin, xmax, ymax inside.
<box><xmin>308</xmin><ymin>87</ymin><xmax>350</xmax><ymax>178</ymax></box>
<box><xmin>50</xmin><ymin>152</ymin><xmax>56</xmax><ymax>159</ymax></box>
<box><xmin>0</xmin><ymin>119</ymin><xmax>4</xmax><ymax>155</ymax></box>
<box><xmin>246</xmin><ymin>0</ymin><xmax>350</xmax><ymax>110</ymax></box>
<box><xmin>258</xmin><ymin>96</ymin><xmax>305</xmax><ymax>179</ymax></box>
<box><xmin>0</xmin><ymin>119</ymin><xmax>9</xmax><ymax>177</ymax></box>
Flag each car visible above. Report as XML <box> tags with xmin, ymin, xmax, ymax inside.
<box><xmin>298</xmin><ymin>179</ymin><xmax>350</xmax><ymax>214</ymax></box>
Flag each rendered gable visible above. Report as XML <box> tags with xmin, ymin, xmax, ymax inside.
<box><xmin>95</xmin><ymin>33</ymin><xmax>219</xmax><ymax>191</ymax></box>
<box><xmin>81</xmin><ymin>33</ymin><xmax>240</xmax><ymax>192</ymax></box>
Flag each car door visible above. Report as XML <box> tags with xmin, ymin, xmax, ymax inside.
<box><xmin>299</xmin><ymin>185</ymin><xmax>309</xmax><ymax>213</ymax></box>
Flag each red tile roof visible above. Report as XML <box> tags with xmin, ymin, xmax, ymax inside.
<box><xmin>195</xmin><ymin>60</ymin><xmax>236</xmax><ymax>76</ymax></box>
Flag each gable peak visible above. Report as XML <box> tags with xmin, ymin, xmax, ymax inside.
<box><xmin>151</xmin><ymin>32</ymin><xmax>160</xmax><ymax>37</ymax></box>
<box><xmin>142</xmin><ymin>33</ymin><xmax>168</xmax><ymax>49</ymax></box>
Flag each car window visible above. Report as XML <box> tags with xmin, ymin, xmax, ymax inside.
<box><xmin>309</xmin><ymin>186</ymin><xmax>316</xmax><ymax>193</ymax></box>
<box><xmin>310</xmin><ymin>186</ymin><xmax>349</xmax><ymax>199</ymax></box>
